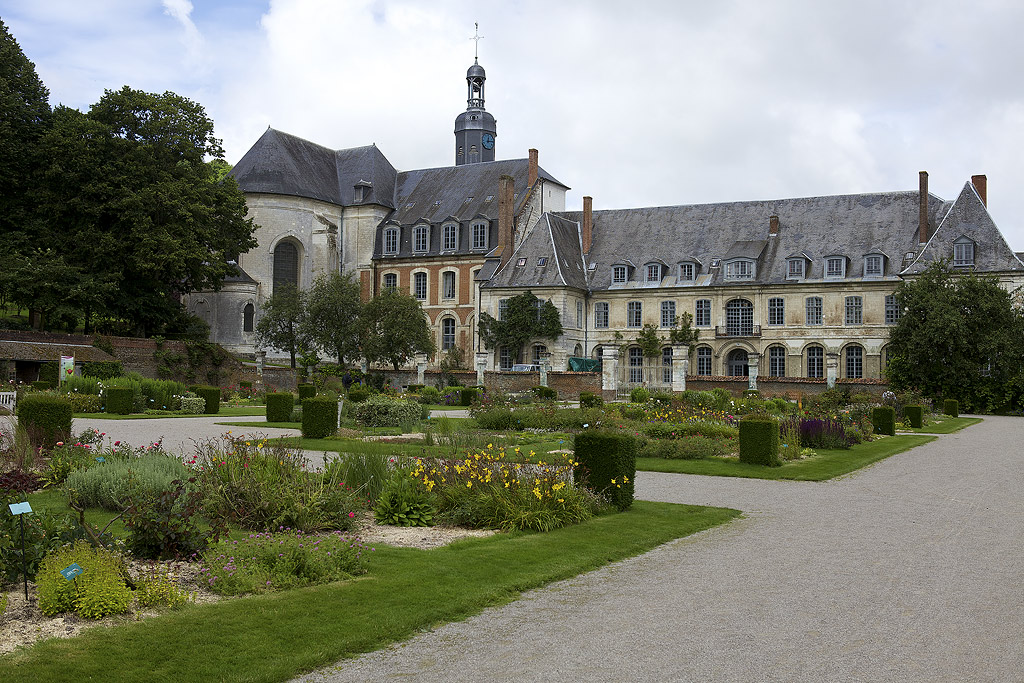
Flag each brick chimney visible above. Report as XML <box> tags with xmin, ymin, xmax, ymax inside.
<box><xmin>769</xmin><ymin>215</ymin><xmax>779</xmax><ymax>236</ymax></box>
<box><xmin>528</xmin><ymin>148</ymin><xmax>538</xmax><ymax>187</ymax></box>
<box><xmin>498</xmin><ymin>174</ymin><xmax>515</xmax><ymax>267</ymax></box>
<box><xmin>582</xmin><ymin>196</ymin><xmax>593</xmax><ymax>254</ymax></box>
<box><xmin>972</xmin><ymin>174</ymin><xmax>987</xmax><ymax>207</ymax></box>
<box><xmin>919</xmin><ymin>171</ymin><xmax>929</xmax><ymax>244</ymax></box>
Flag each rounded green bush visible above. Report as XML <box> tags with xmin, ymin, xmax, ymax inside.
<box><xmin>348</xmin><ymin>388</ymin><xmax>370</xmax><ymax>403</ymax></box>
<box><xmin>104</xmin><ymin>386</ymin><xmax>134</xmax><ymax>415</ymax></box>
<box><xmin>629</xmin><ymin>386</ymin><xmax>650</xmax><ymax>403</ymax></box>
<box><xmin>579</xmin><ymin>391</ymin><xmax>603</xmax><ymax>408</ymax></box>
<box><xmin>351</xmin><ymin>396</ymin><xmax>422</xmax><ymax>428</ymax></box>
<box><xmin>16</xmin><ymin>394</ymin><xmax>73</xmax><ymax>448</ymax></box>
<box><xmin>302</xmin><ymin>397</ymin><xmax>338</xmax><ymax>438</ymax></box>
<box><xmin>738</xmin><ymin>415</ymin><xmax>781</xmax><ymax>466</ymax></box>
<box><xmin>266</xmin><ymin>392</ymin><xmax>295</xmax><ymax>422</ymax></box>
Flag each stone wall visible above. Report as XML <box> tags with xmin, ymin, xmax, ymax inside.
<box><xmin>685</xmin><ymin>376</ymin><xmax>888</xmax><ymax>399</ymax></box>
<box><xmin>365</xmin><ymin>368</ymin><xmax>602</xmax><ymax>400</ymax></box>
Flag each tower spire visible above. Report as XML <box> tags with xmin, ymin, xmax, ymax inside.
<box><xmin>471</xmin><ymin>22</ymin><xmax>483</xmax><ymax>63</ymax></box>
<box><xmin>454</xmin><ymin>24</ymin><xmax>496</xmax><ymax>165</ymax></box>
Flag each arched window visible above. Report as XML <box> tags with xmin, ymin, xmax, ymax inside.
<box><xmin>382</xmin><ymin>273</ymin><xmax>398</xmax><ymax>291</ymax></box>
<box><xmin>242</xmin><ymin>303</ymin><xmax>254</xmax><ymax>333</ymax></box>
<box><xmin>725</xmin><ymin>299</ymin><xmax>753</xmax><ymax>336</ymax></box>
<box><xmin>845</xmin><ymin>345</ymin><xmax>863</xmax><ymax>379</ymax></box>
<box><xmin>628</xmin><ymin>346</ymin><xmax>643</xmax><ymax>383</ymax></box>
<box><xmin>441</xmin><ymin>317</ymin><xmax>456</xmax><ymax>350</ymax></box>
<box><xmin>696</xmin><ymin>346</ymin><xmax>712</xmax><ymax>376</ymax></box>
<box><xmin>594</xmin><ymin>345</ymin><xmax>603</xmax><ymax>359</ymax></box>
<box><xmin>727</xmin><ymin>349</ymin><xmax>749</xmax><ymax>377</ymax></box>
<box><xmin>573</xmin><ymin>344</ymin><xmax>583</xmax><ymax>357</ymax></box>
<box><xmin>807</xmin><ymin>345</ymin><xmax>824</xmax><ymax>378</ymax></box>
<box><xmin>768</xmin><ymin>345</ymin><xmax>786</xmax><ymax>377</ymax></box>
<box><xmin>273</xmin><ymin>241</ymin><xmax>298</xmax><ymax>294</ymax></box>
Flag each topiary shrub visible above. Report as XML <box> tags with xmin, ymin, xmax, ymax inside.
<box><xmin>351</xmin><ymin>395</ymin><xmax>422</xmax><ymax>428</ymax></box>
<box><xmin>266</xmin><ymin>392</ymin><xmax>295</xmax><ymax>422</ymax></box>
<box><xmin>189</xmin><ymin>385</ymin><xmax>221</xmax><ymax>414</ymax></box>
<box><xmin>66</xmin><ymin>393</ymin><xmax>103</xmax><ymax>414</ymax></box>
<box><xmin>16</xmin><ymin>394</ymin><xmax>73</xmax><ymax>448</ymax></box>
<box><xmin>460</xmin><ymin>387</ymin><xmax>480</xmax><ymax>406</ymax></box>
<box><xmin>629</xmin><ymin>386</ymin><xmax>650</xmax><ymax>403</ymax></box>
<box><xmin>738</xmin><ymin>415</ymin><xmax>780</xmax><ymax>466</ymax></box>
<box><xmin>418</xmin><ymin>386</ymin><xmax>440</xmax><ymax>404</ymax></box>
<box><xmin>179</xmin><ymin>395</ymin><xmax>205</xmax><ymax>414</ymax></box>
<box><xmin>943</xmin><ymin>399</ymin><xmax>959</xmax><ymax>417</ymax></box>
<box><xmin>81</xmin><ymin>361</ymin><xmax>123</xmax><ymax>379</ymax></box>
<box><xmin>872</xmin><ymin>406</ymin><xmax>896</xmax><ymax>435</ymax></box>
<box><xmin>531</xmin><ymin>385</ymin><xmax>557</xmax><ymax>400</ymax></box>
<box><xmin>297</xmin><ymin>383</ymin><xmax>316</xmax><ymax>400</ymax></box>
<box><xmin>579</xmin><ymin>391</ymin><xmax>603</xmax><ymax>408</ymax></box>
<box><xmin>302</xmin><ymin>397</ymin><xmax>338</xmax><ymax>438</ymax></box>
<box><xmin>348</xmin><ymin>388</ymin><xmax>369</xmax><ymax>403</ymax></box>
<box><xmin>903</xmin><ymin>405</ymin><xmax>923</xmax><ymax>429</ymax></box>
<box><xmin>104</xmin><ymin>386</ymin><xmax>134</xmax><ymax>415</ymax></box>
<box><xmin>32</xmin><ymin>380</ymin><xmax>52</xmax><ymax>391</ymax></box>
<box><xmin>38</xmin><ymin>362</ymin><xmax>59</xmax><ymax>386</ymax></box>
<box><xmin>36</xmin><ymin>540</ymin><xmax>131</xmax><ymax>619</ymax></box>
<box><xmin>573</xmin><ymin>430</ymin><xmax>637</xmax><ymax>511</ymax></box>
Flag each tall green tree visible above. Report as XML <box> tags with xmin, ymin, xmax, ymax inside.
<box><xmin>301</xmin><ymin>271</ymin><xmax>363</xmax><ymax>366</ymax></box>
<box><xmin>361</xmin><ymin>290</ymin><xmax>436</xmax><ymax>370</ymax></box>
<box><xmin>478</xmin><ymin>291</ymin><xmax>563</xmax><ymax>363</ymax></box>
<box><xmin>255</xmin><ymin>285</ymin><xmax>305</xmax><ymax>369</ymax></box>
<box><xmin>886</xmin><ymin>261</ymin><xmax>1024</xmax><ymax>412</ymax></box>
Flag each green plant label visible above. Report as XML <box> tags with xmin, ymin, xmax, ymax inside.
<box><xmin>60</xmin><ymin>563</ymin><xmax>84</xmax><ymax>581</ymax></box>
<box><xmin>8</xmin><ymin>501</ymin><xmax>32</xmax><ymax>515</ymax></box>
<box><xmin>95</xmin><ymin>456</ymin><xmax>106</xmax><ymax>463</ymax></box>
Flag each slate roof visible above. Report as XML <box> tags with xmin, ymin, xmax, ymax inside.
<box><xmin>488</xmin><ymin>214</ymin><xmax>589</xmax><ymax>290</ymax></box>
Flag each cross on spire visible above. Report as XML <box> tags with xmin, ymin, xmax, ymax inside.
<box><xmin>470</xmin><ymin>22</ymin><xmax>483</xmax><ymax>62</ymax></box>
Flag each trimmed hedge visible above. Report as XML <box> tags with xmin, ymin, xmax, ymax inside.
<box><xmin>872</xmin><ymin>406</ymin><xmax>896</xmax><ymax>436</ymax></box>
<box><xmin>104</xmin><ymin>387</ymin><xmax>135</xmax><ymax>415</ymax></box>
<box><xmin>189</xmin><ymin>385</ymin><xmax>221</xmax><ymax>414</ymax></box>
<box><xmin>347</xmin><ymin>388</ymin><xmax>369</xmax><ymax>403</ymax></box>
<box><xmin>351</xmin><ymin>396</ymin><xmax>422</xmax><ymax>428</ymax></box>
<box><xmin>943</xmin><ymin>399</ymin><xmax>959</xmax><ymax>418</ymax></box>
<box><xmin>38</xmin><ymin>362</ymin><xmax>59</xmax><ymax>385</ymax></box>
<box><xmin>579</xmin><ymin>391</ymin><xmax>603</xmax><ymax>408</ymax></box>
<box><xmin>297</xmin><ymin>383</ymin><xmax>316</xmax><ymax>401</ymax></box>
<box><xmin>16</xmin><ymin>394</ymin><xmax>73</xmax><ymax>448</ymax></box>
<box><xmin>460</xmin><ymin>387</ymin><xmax>480</xmax><ymax>406</ymax></box>
<box><xmin>903</xmin><ymin>405</ymin><xmax>923</xmax><ymax>429</ymax></box>
<box><xmin>629</xmin><ymin>386</ymin><xmax>650</xmax><ymax>403</ymax></box>
<box><xmin>531</xmin><ymin>385</ymin><xmax>557</xmax><ymax>400</ymax></box>
<box><xmin>266</xmin><ymin>392</ymin><xmax>295</xmax><ymax>423</ymax></box>
<box><xmin>81</xmin><ymin>361</ymin><xmax>123</xmax><ymax>379</ymax></box>
<box><xmin>738</xmin><ymin>415</ymin><xmax>780</xmax><ymax>466</ymax></box>
<box><xmin>32</xmin><ymin>381</ymin><xmax>52</xmax><ymax>391</ymax></box>
<box><xmin>302</xmin><ymin>397</ymin><xmax>338</xmax><ymax>438</ymax></box>
<box><xmin>573</xmin><ymin>430</ymin><xmax>637</xmax><ymax>511</ymax></box>
<box><xmin>179</xmin><ymin>396</ymin><xmax>205</xmax><ymax>414</ymax></box>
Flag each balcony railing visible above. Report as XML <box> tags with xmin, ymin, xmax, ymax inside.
<box><xmin>715</xmin><ymin>325</ymin><xmax>761</xmax><ymax>338</ymax></box>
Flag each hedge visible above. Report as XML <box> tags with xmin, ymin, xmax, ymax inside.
<box><xmin>629</xmin><ymin>387</ymin><xmax>650</xmax><ymax>403</ymax></box>
<box><xmin>347</xmin><ymin>388</ymin><xmax>369</xmax><ymax>403</ymax></box>
<box><xmin>31</xmin><ymin>381</ymin><xmax>51</xmax><ymax>392</ymax></box>
<box><xmin>189</xmin><ymin>385</ymin><xmax>221</xmax><ymax>414</ymax></box>
<box><xmin>531</xmin><ymin>385</ymin><xmax>557</xmax><ymax>400</ymax></box>
<box><xmin>16</xmin><ymin>394</ymin><xmax>73</xmax><ymax>448</ymax></box>
<box><xmin>460</xmin><ymin>387</ymin><xmax>480</xmax><ymax>406</ymax></box>
<box><xmin>81</xmin><ymin>361</ymin><xmax>123</xmax><ymax>380</ymax></box>
<box><xmin>104</xmin><ymin>387</ymin><xmax>135</xmax><ymax>415</ymax></box>
<box><xmin>579</xmin><ymin>391</ymin><xmax>603</xmax><ymax>408</ymax></box>
<box><xmin>738</xmin><ymin>415</ymin><xmax>780</xmax><ymax>466</ymax></box>
<box><xmin>266</xmin><ymin>393</ymin><xmax>295</xmax><ymax>423</ymax></box>
<box><xmin>37</xmin><ymin>362</ymin><xmax>58</xmax><ymax>386</ymax></box>
<box><xmin>573</xmin><ymin>430</ymin><xmax>637</xmax><ymax>511</ymax></box>
<box><xmin>903</xmin><ymin>405</ymin><xmax>923</xmax><ymax>429</ymax></box>
<box><xmin>943</xmin><ymin>399</ymin><xmax>959</xmax><ymax>418</ymax></box>
<box><xmin>872</xmin><ymin>406</ymin><xmax>896</xmax><ymax>436</ymax></box>
<box><xmin>351</xmin><ymin>396</ymin><xmax>422</xmax><ymax>428</ymax></box>
<box><xmin>302</xmin><ymin>397</ymin><xmax>338</xmax><ymax>438</ymax></box>
<box><xmin>297</xmin><ymin>383</ymin><xmax>316</xmax><ymax>401</ymax></box>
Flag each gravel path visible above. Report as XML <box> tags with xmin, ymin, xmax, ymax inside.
<box><xmin>294</xmin><ymin>416</ymin><xmax>1024</xmax><ymax>683</ymax></box>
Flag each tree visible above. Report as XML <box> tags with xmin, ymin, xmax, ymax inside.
<box><xmin>255</xmin><ymin>285</ymin><xmax>305</xmax><ymax>369</ymax></box>
<box><xmin>361</xmin><ymin>290</ymin><xmax>436</xmax><ymax>370</ymax></box>
<box><xmin>886</xmin><ymin>261</ymin><xmax>1024</xmax><ymax>412</ymax></box>
<box><xmin>478</xmin><ymin>290</ymin><xmax>563</xmax><ymax>363</ymax></box>
<box><xmin>301</xmin><ymin>272</ymin><xmax>363</xmax><ymax>366</ymax></box>
<box><xmin>668</xmin><ymin>311</ymin><xmax>699</xmax><ymax>347</ymax></box>
<box><xmin>636</xmin><ymin>324</ymin><xmax>662</xmax><ymax>359</ymax></box>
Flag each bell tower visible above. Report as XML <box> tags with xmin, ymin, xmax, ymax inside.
<box><xmin>454</xmin><ymin>24</ymin><xmax>496</xmax><ymax>165</ymax></box>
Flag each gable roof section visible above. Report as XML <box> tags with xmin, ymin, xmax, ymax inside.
<box><xmin>487</xmin><ymin>214</ymin><xmax>588</xmax><ymax>290</ymax></box>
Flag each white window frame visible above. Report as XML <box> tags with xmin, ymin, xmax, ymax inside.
<box><xmin>646</xmin><ymin>263</ymin><xmax>662</xmax><ymax>283</ymax></box>
<box><xmin>471</xmin><ymin>222</ymin><xmax>488</xmax><ymax>250</ymax></box>
<box><xmin>627</xmin><ymin>301</ymin><xmax>642</xmax><ymax>328</ymax></box>
<box><xmin>806</xmin><ymin>297</ymin><xmax>823</xmax><ymax>326</ymax></box>
<box><xmin>660</xmin><ymin>300</ymin><xmax>676</xmax><ymax>328</ymax></box>
<box><xmin>382</xmin><ymin>273</ymin><xmax>398</xmax><ymax>291</ymax></box>
<box><xmin>953</xmin><ymin>238</ymin><xmax>975</xmax><ymax>267</ymax></box>
<box><xmin>442</xmin><ymin>223</ymin><xmax>458</xmax><ymax>251</ymax></box>
<box><xmin>825</xmin><ymin>256</ymin><xmax>846</xmax><ymax>279</ymax></box>
<box><xmin>498</xmin><ymin>298</ymin><xmax>508</xmax><ymax>321</ymax></box>
<box><xmin>441</xmin><ymin>271</ymin><xmax>456</xmax><ymax>300</ymax></box>
<box><xmin>612</xmin><ymin>265</ymin><xmax>628</xmax><ymax>283</ymax></box>
<box><xmin>413</xmin><ymin>224</ymin><xmax>430</xmax><ymax>253</ymax></box>
<box><xmin>845</xmin><ymin>296</ymin><xmax>863</xmax><ymax>325</ymax></box>
<box><xmin>724</xmin><ymin>259</ymin><xmax>754</xmax><ymax>280</ymax></box>
<box><xmin>787</xmin><ymin>258</ymin><xmax>805</xmax><ymax>280</ymax></box>
<box><xmin>383</xmin><ymin>227</ymin><xmax>399</xmax><ymax>255</ymax></box>
<box><xmin>595</xmin><ymin>302</ymin><xmax>609</xmax><ymax>328</ymax></box>
<box><xmin>864</xmin><ymin>254</ymin><xmax>884</xmax><ymax>277</ymax></box>
<box><xmin>678</xmin><ymin>262</ymin><xmax>695</xmax><ymax>281</ymax></box>
<box><xmin>695</xmin><ymin>299</ymin><xmax>711</xmax><ymax>327</ymax></box>
<box><xmin>413</xmin><ymin>271</ymin><xmax>427</xmax><ymax>301</ymax></box>
<box><xmin>767</xmin><ymin>297</ymin><xmax>784</xmax><ymax>326</ymax></box>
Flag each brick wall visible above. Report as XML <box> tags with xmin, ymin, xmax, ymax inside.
<box><xmin>685</xmin><ymin>376</ymin><xmax>888</xmax><ymax>399</ymax></box>
<box><xmin>368</xmin><ymin>369</ymin><xmax>602</xmax><ymax>399</ymax></box>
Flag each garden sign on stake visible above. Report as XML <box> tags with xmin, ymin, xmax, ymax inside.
<box><xmin>8</xmin><ymin>501</ymin><xmax>33</xmax><ymax>600</ymax></box>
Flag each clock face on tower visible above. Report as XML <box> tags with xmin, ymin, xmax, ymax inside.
<box><xmin>481</xmin><ymin>133</ymin><xmax>495</xmax><ymax>150</ymax></box>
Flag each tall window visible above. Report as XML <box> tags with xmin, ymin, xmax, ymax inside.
<box><xmin>629</xmin><ymin>346</ymin><xmax>643</xmax><ymax>383</ymax></box>
<box><xmin>845</xmin><ymin>296</ymin><xmax>863</xmax><ymax>325</ymax></box>
<box><xmin>413</xmin><ymin>225</ymin><xmax>429</xmax><ymax>252</ymax></box>
<box><xmin>768</xmin><ymin>297</ymin><xmax>784</xmax><ymax>326</ymax></box>
<box><xmin>661</xmin><ymin>300</ymin><xmax>675</xmax><ymax>328</ymax></box>
<box><xmin>646</xmin><ymin>263</ymin><xmax>662</xmax><ymax>282</ymax></box>
<box><xmin>845</xmin><ymin>345</ymin><xmax>863</xmax><ymax>379</ymax></box>
<box><xmin>442</xmin><ymin>271</ymin><xmax>456</xmax><ymax>300</ymax></box>
<box><xmin>679</xmin><ymin>263</ymin><xmax>695</xmax><ymax>281</ymax></box>
<box><xmin>695</xmin><ymin>299</ymin><xmax>711</xmax><ymax>327</ymax></box>
<box><xmin>499</xmin><ymin>347</ymin><xmax>513</xmax><ymax>370</ymax></box>
<box><xmin>382</xmin><ymin>273</ymin><xmax>397</xmax><ymax>291</ymax></box>
<box><xmin>807</xmin><ymin>345</ymin><xmax>824</xmax><ymax>378</ymax></box>
<box><xmin>806</xmin><ymin>297</ymin><xmax>823</xmax><ymax>326</ymax></box>
<box><xmin>272</xmin><ymin>241</ymin><xmax>298</xmax><ymax>294</ymax></box>
<box><xmin>532</xmin><ymin>344</ymin><xmax>548</xmax><ymax>365</ymax></box>
<box><xmin>576</xmin><ymin>301</ymin><xmax>584</xmax><ymax>328</ymax></box>
<box><xmin>441</xmin><ymin>317</ymin><xmax>456</xmax><ymax>350</ymax></box>
<box><xmin>885</xmin><ymin>294</ymin><xmax>901</xmax><ymax>324</ymax></box>
<box><xmin>865</xmin><ymin>255</ymin><xmax>883</xmax><ymax>276</ymax></box>
<box><xmin>612</xmin><ymin>265</ymin><xmax>628</xmax><ymax>283</ymax></box>
<box><xmin>725</xmin><ymin>299</ymin><xmax>753</xmax><ymax>336</ymax></box>
<box><xmin>662</xmin><ymin>347</ymin><xmax>673</xmax><ymax>383</ymax></box>
<box><xmin>696</xmin><ymin>346</ymin><xmax>712</xmax><ymax>376</ymax></box>
<box><xmin>243</xmin><ymin>303</ymin><xmax>254</xmax><ymax>333</ymax></box>
<box><xmin>768</xmin><ymin>345</ymin><xmax>786</xmax><ymax>377</ymax></box>
<box><xmin>595</xmin><ymin>302</ymin><xmax>609</xmax><ymax>328</ymax></box>
<box><xmin>953</xmin><ymin>238</ymin><xmax>975</xmax><ymax>267</ymax></box>
<box><xmin>498</xmin><ymin>299</ymin><xmax>509</xmax><ymax>321</ymax></box>
<box><xmin>383</xmin><ymin>228</ymin><xmax>398</xmax><ymax>255</ymax></box>
<box><xmin>627</xmin><ymin>301</ymin><xmax>642</xmax><ymax>328</ymax></box>
<box><xmin>826</xmin><ymin>257</ymin><xmax>845</xmax><ymax>278</ymax></box>
<box><xmin>413</xmin><ymin>272</ymin><xmax>427</xmax><ymax>301</ymax></box>
<box><xmin>472</xmin><ymin>222</ymin><xmax>488</xmax><ymax>250</ymax></box>
<box><xmin>442</xmin><ymin>223</ymin><xmax>458</xmax><ymax>251</ymax></box>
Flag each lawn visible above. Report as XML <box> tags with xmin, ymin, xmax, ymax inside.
<box><xmin>898</xmin><ymin>416</ymin><xmax>982</xmax><ymax>434</ymax></box>
<box><xmin>0</xmin><ymin>501</ymin><xmax>739</xmax><ymax>682</ymax></box>
<box><xmin>638</xmin><ymin>434</ymin><xmax>937</xmax><ymax>481</ymax></box>
<box><xmin>74</xmin><ymin>406</ymin><xmax>266</xmax><ymax>420</ymax></box>
<box><xmin>217</xmin><ymin>420</ymin><xmax>301</xmax><ymax>429</ymax></box>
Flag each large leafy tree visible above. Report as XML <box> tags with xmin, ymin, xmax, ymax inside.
<box><xmin>254</xmin><ymin>285</ymin><xmax>306</xmax><ymax>369</ymax></box>
<box><xmin>301</xmin><ymin>271</ymin><xmax>363</xmax><ymax>366</ymax></box>
<box><xmin>886</xmin><ymin>261</ymin><xmax>1024</xmax><ymax>412</ymax></box>
<box><xmin>478</xmin><ymin>290</ymin><xmax>563</xmax><ymax>363</ymax></box>
<box><xmin>361</xmin><ymin>289</ymin><xmax>436</xmax><ymax>370</ymax></box>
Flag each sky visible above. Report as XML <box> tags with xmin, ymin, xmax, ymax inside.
<box><xmin>4</xmin><ymin>0</ymin><xmax>1024</xmax><ymax>248</ymax></box>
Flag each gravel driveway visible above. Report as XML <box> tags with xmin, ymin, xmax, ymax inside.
<box><xmin>294</xmin><ymin>416</ymin><xmax>1024</xmax><ymax>683</ymax></box>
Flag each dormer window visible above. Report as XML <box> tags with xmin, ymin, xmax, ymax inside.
<box><xmin>471</xmin><ymin>221</ymin><xmax>488</xmax><ymax>250</ymax></box>
<box><xmin>383</xmin><ymin>227</ymin><xmax>399</xmax><ymax>255</ymax></box>
<box><xmin>678</xmin><ymin>262</ymin><xmax>696</xmax><ymax>282</ymax></box>
<box><xmin>442</xmin><ymin>223</ymin><xmax>458</xmax><ymax>251</ymax></box>
<box><xmin>786</xmin><ymin>258</ymin><xmax>805</xmax><ymax>280</ymax></box>
<box><xmin>825</xmin><ymin>256</ymin><xmax>846</xmax><ymax>279</ymax></box>
<box><xmin>953</xmin><ymin>237</ymin><xmax>975</xmax><ymax>267</ymax></box>
<box><xmin>864</xmin><ymin>254</ymin><xmax>884</xmax><ymax>277</ymax></box>
<box><xmin>724</xmin><ymin>259</ymin><xmax>754</xmax><ymax>280</ymax></box>
<box><xmin>413</xmin><ymin>224</ymin><xmax>429</xmax><ymax>253</ymax></box>
<box><xmin>612</xmin><ymin>265</ymin><xmax>629</xmax><ymax>283</ymax></box>
<box><xmin>645</xmin><ymin>263</ymin><xmax>663</xmax><ymax>283</ymax></box>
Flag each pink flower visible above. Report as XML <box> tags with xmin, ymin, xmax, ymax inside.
<box><xmin>114</xmin><ymin>441</ymin><xmax>121</xmax><ymax>446</ymax></box>
<box><xmin>56</xmin><ymin>441</ymin><xmax>64</xmax><ymax>447</ymax></box>
<box><xmin>348</xmin><ymin>512</ymin><xmax>356</xmax><ymax>518</ymax></box>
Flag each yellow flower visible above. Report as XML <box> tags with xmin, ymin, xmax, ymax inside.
<box><xmin>466</xmin><ymin>481</ymin><xmax>472</xmax><ymax>488</ymax></box>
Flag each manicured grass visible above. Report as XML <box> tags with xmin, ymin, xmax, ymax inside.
<box><xmin>638</xmin><ymin>434</ymin><xmax>936</xmax><ymax>481</ymax></box>
<box><xmin>0</xmin><ymin>501</ymin><xmax>738</xmax><ymax>681</ymax></box>
<box><xmin>216</xmin><ymin>421</ymin><xmax>301</xmax><ymax>429</ymax></box>
<box><xmin>899</xmin><ymin>416</ymin><xmax>982</xmax><ymax>434</ymax></box>
<box><xmin>74</xmin><ymin>406</ymin><xmax>266</xmax><ymax>420</ymax></box>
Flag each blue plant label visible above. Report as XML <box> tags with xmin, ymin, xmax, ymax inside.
<box><xmin>95</xmin><ymin>456</ymin><xmax>106</xmax><ymax>463</ymax></box>
<box><xmin>61</xmin><ymin>563</ymin><xmax>84</xmax><ymax>581</ymax></box>
<box><xmin>8</xmin><ymin>501</ymin><xmax>32</xmax><ymax>515</ymax></box>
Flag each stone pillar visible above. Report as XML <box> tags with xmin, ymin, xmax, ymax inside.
<box><xmin>826</xmin><ymin>352</ymin><xmax>839</xmax><ymax>389</ymax></box>
<box><xmin>475</xmin><ymin>351</ymin><xmax>488</xmax><ymax>387</ymax></box>
<box><xmin>415</xmin><ymin>353</ymin><xmax>428</xmax><ymax>385</ymax></box>
<box><xmin>747</xmin><ymin>352</ymin><xmax>760</xmax><ymax>392</ymax></box>
<box><xmin>672</xmin><ymin>344</ymin><xmax>689</xmax><ymax>392</ymax></box>
<box><xmin>254</xmin><ymin>350</ymin><xmax>266</xmax><ymax>392</ymax></box>
<box><xmin>539</xmin><ymin>355</ymin><xmax>550</xmax><ymax>387</ymax></box>
<box><xmin>602</xmin><ymin>347</ymin><xmax>620</xmax><ymax>401</ymax></box>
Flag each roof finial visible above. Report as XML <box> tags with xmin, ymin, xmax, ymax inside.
<box><xmin>470</xmin><ymin>22</ymin><xmax>483</xmax><ymax>63</ymax></box>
